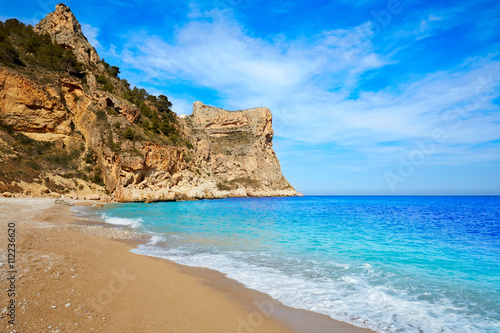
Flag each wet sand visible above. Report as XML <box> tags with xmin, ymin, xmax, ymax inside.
<box><xmin>0</xmin><ymin>198</ymin><xmax>373</xmax><ymax>332</ymax></box>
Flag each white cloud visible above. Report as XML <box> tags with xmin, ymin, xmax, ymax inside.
<box><xmin>169</xmin><ymin>96</ymin><xmax>193</xmax><ymax>116</ymax></box>
<box><xmin>113</xmin><ymin>8</ymin><xmax>500</xmax><ymax>166</ymax></box>
<box><xmin>81</xmin><ymin>23</ymin><xmax>101</xmax><ymax>49</ymax></box>
<box><xmin>415</xmin><ymin>14</ymin><xmax>445</xmax><ymax>40</ymax></box>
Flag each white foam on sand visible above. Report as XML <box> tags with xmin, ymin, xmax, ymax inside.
<box><xmin>130</xmin><ymin>243</ymin><xmax>500</xmax><ymax>333</ymax></box>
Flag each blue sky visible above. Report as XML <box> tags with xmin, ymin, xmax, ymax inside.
<box><xmin>2</xmin><ymin>0</ymin><xmax>500</xmax><ymax>194</ymax></box>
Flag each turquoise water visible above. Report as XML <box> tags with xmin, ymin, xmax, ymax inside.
<box><xmin>76</xmin><ymin>196</ymin><xmax>500</xmax><ymax>332</ymax></box>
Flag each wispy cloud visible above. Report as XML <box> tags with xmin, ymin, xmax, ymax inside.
<box><xmin>81</xmin><ymin>23</ymin><xmax>101</xmax><ymax>49</ymax></box>
<box><xmin>110</xmin><ymin>7</ymin><xmax>500</xmax><ymax>167</ymax></box>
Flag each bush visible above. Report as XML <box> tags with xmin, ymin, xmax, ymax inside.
<box><xmin>217</xmin><ymin>182</ymin><xmax>232</xmax><ymax>191</ymax></box>
<box><xmin>160</xmin><ymin>121</ymin><xmax>173</xmax><ymax>135</ymax></box>
<box><xmin>45</xmin><ymin>148</ymin><xmax>79</xmax><ymax>168</ymax></box>
<box><xmin>97</xmin><ymin>74</ymin><xmax>107</xmax><ymax>84</ymax></box>
<box><xmin>107</xmin><ymin>135</ymin><xmax>120</xmax><ymax>152</ymax></box>
<box><xmin>13</xmin><ymin>131</ymin><xmax>34</xmax><ymax>145</ymax></box>
<box><xmin>124</xmin><ymin>127</ymin><xmax>135</xmax><ymax>140</ymax></box>
<box><xmin>26</xmin><ymin>160</ymin><xmax>41</xmax><ymax>170</ymax></box>
<box><xmin>0</xmin><ymin>19</ymin><xmax>85</xmax><ymax>76</ymax></box>
<box><xmin>101</xmin><ymin>59</ymin><xmax>120</xmax><ymax>78</ymax></box>
<box><xmin>95</xmin><ymin>109</ymin><xmax>107</xmax><ymax>121</ymax></box>
<box><xmin>84</xmin><ymin>149</ymin><xmax>95</xmax><ymax>164</ymax></box>
<box><xmin>139</xmin><ymin>102</ymin><xmax>152</xmax><ymax>118</ymax></box>
<box><xmin>140</xmin><ymin>120</ymin><xmax>150</xmax><ymax>131</ymax></box>
<box><xmin>103</xmin><ymin>81</ymin><xmax>114</xmax><ymax>92</ymax></box>
<box><xmin>108</xmin><ymin>66</ymin><xmax>120</xmax><ymax>78</ymax></box>
<box><xmin>229</xmin><ymin>177</ymin><xmax>261</xmax><ymax>189</ymax></box>
<box><xmin>0</xmin><ymin>123</ymin><xmax>15</xmax><ymax>135</ymax></box>
<box><xmin>92</xmin><ymin>167</ymin><xmax>104</xmax><ymax>186</ymax></box>
<box><xmin>106</xmin><ymin>107</ymin><xmax>118</xmax><ymax>116</ymax></box>
<box><xmin>97</xmin><ymin>74</ymin><xmax>114</xmax><ymax>92</ymax></box>
<box><xmin>168</xmin><ymin>134</ymin><xmax>179</xmax><ymax>143</ymax></box>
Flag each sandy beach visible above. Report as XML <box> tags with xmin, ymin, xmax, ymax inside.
<box><xmin>0</xmin><ymin>198</ymin><xmax>373</xmax><ymax>332</ymax></box>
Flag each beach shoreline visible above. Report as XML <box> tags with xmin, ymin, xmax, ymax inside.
<box><xmin>0</xmin><ymin>197</ymin><xmax>373</xmax><ymax>332</ymax></box>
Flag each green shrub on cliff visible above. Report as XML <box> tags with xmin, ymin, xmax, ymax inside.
<box><xmin>84</xmin><ymin>149</ymin><xmax>96</xmax><ymax>164</ymax></box>
<box><xmin>0</xmin><ymin>22</ymin><xmax>23</xmax><ymax>66</ymax></box>
<box><xmin>108</xmin><ymin>66</ymin><xmax>120</xmax><ymax>78</ymax></box>
<box><xmin>124</xmin><ymin>127</ymin><xmax>135</xmax><ymax>140</ymax></box>
<box><xmin>0</xmin><ymin>19</ymin><xmax>85</xmax><ymax>77</ymax></box>
<box><xmin>100</xmin><ymin>58</ymin><xmax>120</xmax><ymax>78</ymax></box>
<box><xmin>0</xmin><ymin>123</ymin><xmax>85</xmax><ymax>193</ymax></box>
<box><xmin>97</xmin><ymin>74</ymin><xmax>114</xmax><ymax>92</ymax></box>
<box><xmin>216</xmin><ymin>182</ymin><xmax>232</xmax><ymax>191</ymax></box>
<box><xmin>122</xmin><ymin>87</ymin><xmax>176</xmax><ymax>126</ymax></box>
<box><xmin>139</xmin><ymin>102</ymin><xmax>153</xmax><ymax>118</ymax></box>
<box><xmin>91</xmin><ymin>166</ymin><xmax>104</xmax><ymax>186</ymax></box>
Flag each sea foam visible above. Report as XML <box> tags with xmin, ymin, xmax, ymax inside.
<box><xmin>101</xmin><ymin>213</ymin><xmax>143</xmax><ymax>229</ymax></box>
<box><xmin>101</xmin><ymin>196</ymin><xmax>500</xmax><ymax>333</ymax></box>
<box><xmin>131</xmin><ymin>243</ymin><xmax>500</xmax><ymax>333</ymax></box>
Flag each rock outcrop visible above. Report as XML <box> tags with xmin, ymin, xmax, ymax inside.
<box><xmin>189</xmin><ymin>102</ymin><xmax>294</xmax><ymax>192</ymax></box>
<box><xmin>112</xmin><ymin>103</ymin><xmax>296</xmax><ymax>202</ymax></box>
<box><xmin>0</xmin><ymin>4</ymin><xmax>297</xmax><ymax>201</ymax></box>
<box><xmin>34</xmin><ymin>3</ymin><xmax>100</xmax><ymax>66</ymax></box>
<box><xmin>0</xmin><ymin>68</ymin><xmax>72</xmax><ymax>135</ymax></box>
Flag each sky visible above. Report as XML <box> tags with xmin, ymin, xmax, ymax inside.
<box><xmin>2</xmin><ymin>0</ymin><xmax>500</xmax><ymax>195</ymax></box>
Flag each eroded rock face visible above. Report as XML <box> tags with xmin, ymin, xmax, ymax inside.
<box><xmin>0</xmin><ymin>66</ymin><xmax>296</xmax><ymax>201</ymax></box>
<box><xmin>0</xmin><ymin>4</ymin><xmax>297</xmax><ymax>202</ymax></box>
<box><xmin>0</xmin><ymin>68</ymin><xmax>71</xmax><ymax>134</ymax></box>
<box><xmin>112</xmin><ymin>103</ymin><xmax>297</xmax><ymax>202</ymax></box>
<box><xmin>91</xmin><ymin>91</ymin><xmax>141</xmax><ymax>123</ymax></box>
<box><xmin>34</xmin><ymin>3</ymin><xmax>100</xmax><ymax>66</ymax></box>
<box><xmin>189</xmin><ymin>102</ymin><xmax>293</xmax><ymax>188</ymax></box>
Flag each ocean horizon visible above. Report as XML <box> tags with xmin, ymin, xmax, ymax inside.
<box><xmin>74</xmin><ymin>195</ymin><xmax>500</xmax><ymax>332</ymax></box>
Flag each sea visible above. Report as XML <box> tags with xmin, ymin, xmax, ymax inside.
<box><xmin>73</xmin><ymin>196</ymin><xmax>500</xmax><ymax>332</ymax></box>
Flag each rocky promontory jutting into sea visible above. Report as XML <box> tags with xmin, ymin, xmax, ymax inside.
<box><xmin>0</xmin><ymin>3</ymin><xmax>296</xmax><ymax>202</ymax></box>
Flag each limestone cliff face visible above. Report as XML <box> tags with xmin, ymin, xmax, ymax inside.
<box><xmin>0</xmin><ymin>4</ymin><xmax>297</xmax><ymax>201</ymax></box>
<box><xmin>188</xmin><ymin>102</ymin><xmax>294</xmax><ymax>194</ymax></box>
<box><xmin>34</xmin><ymin>3</ymin><xmax>100</xmax><ymax>66</ymax></box>
<box><xmin>113</xmin><ymin>103</ymin><xmax>296</xmax><ymax>202</ymax></box>
<box><xmin>0</xmin><ymin>68</ymin><xmax>71</xmax><ymax>135</ymax></box>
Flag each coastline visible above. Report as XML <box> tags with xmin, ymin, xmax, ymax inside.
<box><xmin>0</xmin><ymin>198</ymin><xmax>373</xmax><ymax>332</ymax></box>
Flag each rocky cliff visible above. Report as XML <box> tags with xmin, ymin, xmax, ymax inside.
<box><xmin>34</xmin><ymin>3</ymin><xmax>100</xmax><ymax>66</ymax></box>
<box><xmin>0</xmin><ymin>4</ymin><xmax>296</xmax><ymax>201</ymax></box>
